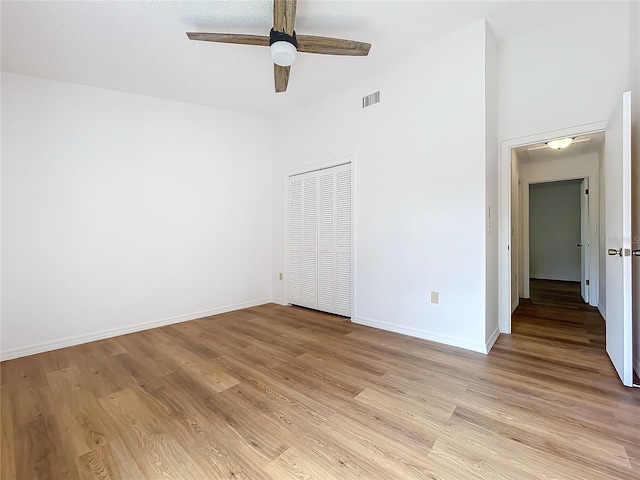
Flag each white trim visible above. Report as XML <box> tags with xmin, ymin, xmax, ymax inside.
<box><xmin>353</xmin><ymin>316</ymin><xmax>489</xmax><ymax>354</ymax></box>
<box><xmin>523</xmin><ymin>182</ymin><xmax>530</xmax><ymax>297</ymax></box>
<box><xmin>271</xmin><ymin>298</ymin><xmax>287</xmax><ymax>306</ymax></box>
<box><xmin>283</xmin><ymin>155</ymin><xmax>356</xmax><ymax>317</ymax></box>
<box><xmin>485</xmin><ymin>327</ymin><xmax>501</xmax><ymax>353</ymax></box>
<box><xmin>0</xmin><ymin>298</ymin><xmax>271</xmax><ymax>361</ymax></box>
<box><xmin>286</xmin><ymin>155</ymin><xmax>354</xmax><ymax>178</ymax></box>
<box><xmin>511</xmin><ymin>298</ymin><xmax>519</xmax><ymax>314</ymax></box>
<box><xmin>499</xmin><ymin>121</ymin><xmax>608</xmax><ymax>335</ymax></box>
<box><xmin>598</xmin><ymin>304</ymin><xmax>606</xmax><ymax>321</ymax></box>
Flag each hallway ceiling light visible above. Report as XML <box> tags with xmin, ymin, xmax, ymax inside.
<box><xmin>546</xmin><ymin>138</ymin><xmax>574</xmax><ymax>149</ymax></box>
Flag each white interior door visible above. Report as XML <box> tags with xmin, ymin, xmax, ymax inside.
<box><xmin>580</xmin><ymin>178</ymin><xmax>589</xmax><ymax>303</ymax></box>
<box><xmin>604</xmin><ymin>91</ymin><xmax>633</xmax><ymax>387</ymax></box>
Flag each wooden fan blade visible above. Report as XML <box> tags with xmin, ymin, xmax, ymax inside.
<box><xmin>274</xmin><ymin>0</ymin><xmax>297</xmax><ymax>35</ymax></box>
<box><xmin>296</xmin><ymin>35</ymin><xmax>371</xmax><ymax>56</ymax></box>
<box><xmin>186</xmin><ymin>32</ymin><xmax>269</xmax><ymax>46</ymax></box>
<box><xmin>274</xmin><ymin>64</ymin><xmax>290</xmax><ymax>93</ymax></box>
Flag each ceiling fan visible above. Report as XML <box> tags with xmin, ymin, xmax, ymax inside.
<box><xmin>186</xmin><ymin>0</ymin><xmax>371</xmax><ymax>93</ymax></box>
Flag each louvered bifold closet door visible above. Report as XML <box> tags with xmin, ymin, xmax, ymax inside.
<box><xmin>288</xmin><ymin>163</ymin><xmax>351</xmax><ymax>316</ymax></box>
<box><xmin>288</xmin><ymin>177</ymin><xmax>304</xmax><ymax>306</ymax></box>
<box><xmin>334</xmin><ymin>164</ymin><xmax>352</xmax><ymax>316</ymax></box>
<box><xmin>317</xmin><ymin>171</ymin><xmax>335</xmax><ymax>313</ymax></box>
<box><xmin>301</xmin><ymin>175</ymin><xmax>318</xmax><ymax>308</ymax></box>
<box><xmin>289</xmin><ymin>172</ymin><xmax>318</xmax><ymax>309</ymax></box>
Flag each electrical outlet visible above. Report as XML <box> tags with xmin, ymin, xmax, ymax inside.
<box><xmin>430</xmin><ymin>291</ymin><xmax>439</xmax><ymax>304</ymax></box>
<box><xmin>279</xmin><ymin>272</ymin><xmax>283</xmax><ymax>280</ymax></box>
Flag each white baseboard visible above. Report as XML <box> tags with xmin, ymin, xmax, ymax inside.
<box><xmin>0</xmin><ymin>298</ymin><xmax>271</xmax><ymax>361</ymax></box>
<box><xmin>271</xmin><ymin>298</ymin><xmax>287</xmax><ymax>306</ymax></box>
<box><xmin>352</xmin><ymin>316</ymin><xmax>488</xmax><ymax>354</ymax></box>
<box><xmin>485</xmin><ymin>326</ymin><xmax>500</xmax><ymax>353</ymax></box>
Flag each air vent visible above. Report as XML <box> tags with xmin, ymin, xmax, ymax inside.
<box><xmin>362</xmin><ymin>91</ymin><xmax>380</xmax><ymax>108</ymax></box>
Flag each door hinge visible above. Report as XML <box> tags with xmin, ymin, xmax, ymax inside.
<box><xmin>585</xmin><ymin>188</ymin><xmax>589</xmax><ymax>194</ymax></box>
<box><xmin>586</xmin><ymin>280</ymin><xmax>590</xmax><ymax>285</ymax></box>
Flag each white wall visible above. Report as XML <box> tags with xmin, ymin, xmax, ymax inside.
<box><xmin>499</xmin><ymin>2</ymin><xmax>629</xmax><ymax>142</ymax></box>
<box><xmin>529</xmin><ymin>181</ymin><xmax>582</xmax><ymax>281</ymax></box>
<box><xmin>629</xmin><ymin>0</ymin><xmax>640</xmax><ymax>376</ymax></box>
<box><xmin>1</xmin><ymin>73</ymin><xmax>273</xmax><ymax>359</ymax></box>
<box><xmin>272</xmin><ymin>20</ymin><xmax>495</xmax><ymax>353</ymax></box>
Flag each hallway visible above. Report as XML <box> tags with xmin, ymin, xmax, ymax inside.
<box><xmin>504</xmin><ymin>279</ymin><xmax>625</xmax><ymax>373</ymax></box>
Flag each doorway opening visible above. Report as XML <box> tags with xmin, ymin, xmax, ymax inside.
<box><xmin>499</xmin><ymin>93</ymin><xmax>634</xmax><ymax>387</ymax></box>
<box><xmin>509</xmin><ymin>131</ymin><xmax>604</xmax><ymax>318</ymax></box>
<box><xmin>499</xmin><ymin>123</ymin><xmax>607</xmax><ymax>335</ymax></box>
<box><xmin>527</xmin><ymin>179</ymin><xmax>588</xmax><ymax>304</ymax></box>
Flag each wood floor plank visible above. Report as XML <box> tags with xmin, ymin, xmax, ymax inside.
<box><xmin>16</xmin><ymin>414</ymin><xmax>80</xmax><ymax>480</ymax></box>
<box><xmin>317</xmin><ymin>412</ymin><xmax>434</xmax><ymax>479</ymax></box>
<box><xmin>214</xmin><ymin>353</ymin><xmax>336</xmax><ymax>422</ymax></box>
<box><xmin>0</xmin><ymin>385</ymin><xmax>16</xmax><ymax>480</ymax></box>
<box><xmin>264</xmin><ymin>446</ymin><xmax>337</xmax><ymax>480</ymax></box>
<box><xmin>98</xmin><ymin>388</ymin><xmax>210</xmax><ymax>479</ymax></box>
<box><xmin>1</xmin><ymin>279</ymin><xmax>639</xmax><ymax>479</ymax></box>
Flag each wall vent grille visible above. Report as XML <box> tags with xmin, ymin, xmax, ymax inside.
<box><xmin>362</xmin><ymin>91</ymin><xmax>380</xmax><ymax>108</ymax></box>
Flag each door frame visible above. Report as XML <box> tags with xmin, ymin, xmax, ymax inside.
<box><xmin>283</xmin><ymin>155</ymin><xmax>356</xmax><ymax>317</ymax></box>
<box><xmin>521</xmin><ymin>174</ymin><xmax>598</xmax><ymax>304</ymax></box>
<box><xmin>499</xmin><ymin>121</ymin><xmax>607</xmax><ymax>334</ymax></box>
<box><xmin>581</xmin><ymin>177</ymin><xmax>590</xmax><ymax>303</ymax></box>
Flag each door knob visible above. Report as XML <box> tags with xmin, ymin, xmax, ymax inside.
<box><xmin>577</xmin><ymin>243</ymin><xmax>582</xmax><ymax>247</ymax></box>
<box><xmin>608</xmin><ymin>248</ymin><xmax>622</xmax><ymax>256</ymax></box>
<box><xmin>633</xmin><ymin>250</ymin><xmax>640</xmax><ymax>257</ymax></box>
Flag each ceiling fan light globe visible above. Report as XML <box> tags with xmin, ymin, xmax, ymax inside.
<box><xmin>270</xmin><ymin>41</ymin><xmax>297</xmax><ymax>67</ymax></box>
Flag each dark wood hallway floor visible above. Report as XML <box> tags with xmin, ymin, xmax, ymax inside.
<box><xmin>1</xmin><ymin>291</ymin><xmax>639</xmax><ymax>479</ymax></box>
<box><xmin>529</xmin><ymin>278</ymin><xmax>598</xmax><ymax>310</ymax></box>
<box><xmin>510</xmin><ymin>279</ymin><xmax>605</xmax><ymax>356</ymax></box>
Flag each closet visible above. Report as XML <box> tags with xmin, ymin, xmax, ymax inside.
<box><xmin>288</xmin><ymin>163</ymin><xmax>351</xmax><ymax>316</ymax></box>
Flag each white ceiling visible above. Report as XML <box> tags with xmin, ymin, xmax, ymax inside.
<box><xmin>1</xmin><ymin>1</ymin><xmax>603</xmax><ymax>117</ymax></box>
<box><xmin>514</xmin><ymin>131</ymin><xmax>605</xmax><ymax>163</ymax></box>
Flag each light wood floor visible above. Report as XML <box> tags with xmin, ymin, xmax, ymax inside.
<box><xmin>1</xmin><ymin>290</ymin><xmax>639</xmax><ymax>479</ymax></box>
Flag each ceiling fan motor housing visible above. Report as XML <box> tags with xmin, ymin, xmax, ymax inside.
<box><xmin>270</xmin><ymin>29</ymin><xmax>298</xmax><ymax>66</ymax></box>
